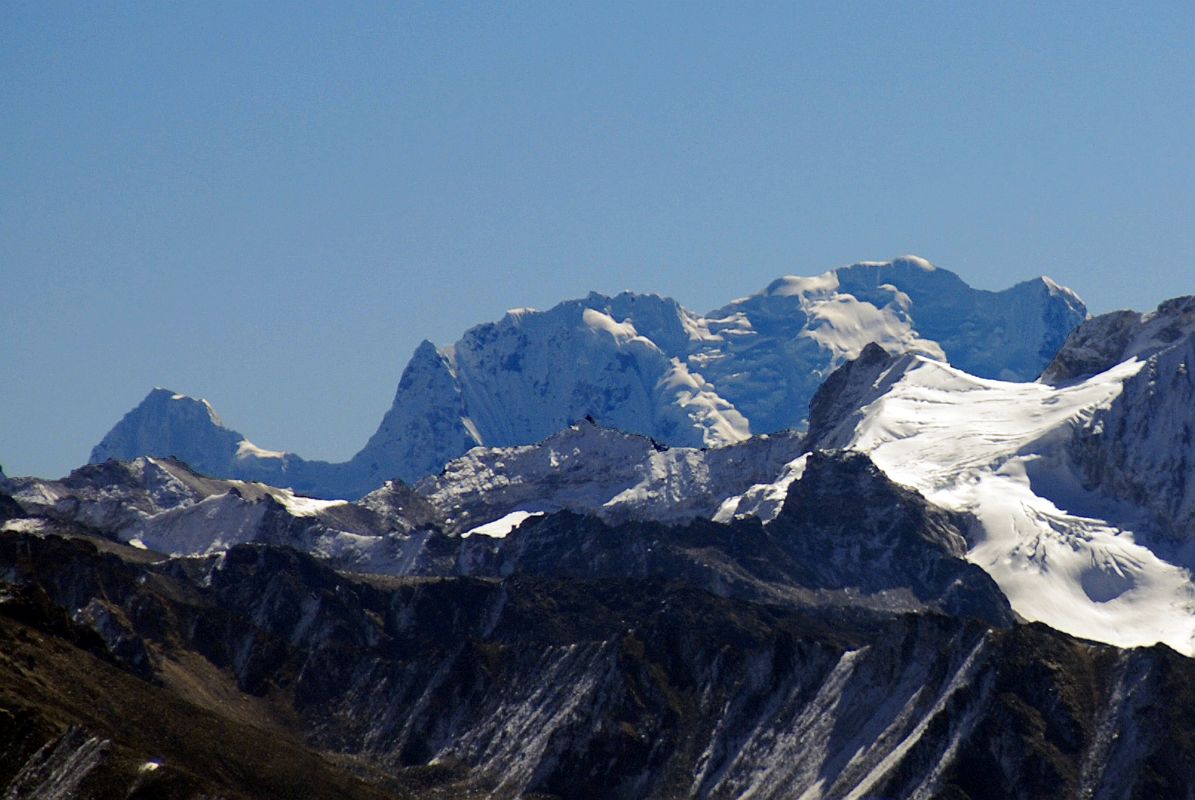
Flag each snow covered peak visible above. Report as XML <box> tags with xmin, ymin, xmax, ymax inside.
<box><xmin>804</xmin><ymin>343</ymin><xmax>923</xmax><ymax>452</ymax></box>
<box><xmin>696</xmin><ymin>256</ymin><xmax>1084</xmax><ymax>433</ymax></box>
<box><xmin>90</xmin><ymin>388</ymin><xmax>245</xmax><ymax>477</ymax></box>
<box><xmin>92</xmin><ymin>258</ymin><xmax>1085</xmax><ymax>497</ymax></box>
<box><xmin>87</xmin><ymin>389</ymin><xmax>374</xmax><ymax>500</ymax></box>
<box><xmin>152</xmin><ymin>387</ymin><xmax>219</xmax><ymax>422</ymax></box>
<box><xmin>893</xmin><ymin>254</ymin><xmax>936</xmax><ymax>271</ymax></box>
<box><xmin>761</xmin><ymin>271</ymin><xmax>841</xmax><ymax>298</ymax></box>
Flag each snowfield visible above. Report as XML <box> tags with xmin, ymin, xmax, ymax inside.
<box><xmin>728</xmin><ymin>354</ymin><xmax>1195</xmax><ymax>655</ymax></box>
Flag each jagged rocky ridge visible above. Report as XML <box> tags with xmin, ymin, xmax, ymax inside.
<box><xmin>10</xmin><ymin>422</ymin><xmax>801</xmax><ymax>562</ymax></box>
<box><xmin>89</xmin><ymin>257</ymin><xmax>1085</xmax><ymax>498</ymax></box>
<box><xmin>3</xmin><ymin>515</ymin><xmax>1195</xmax><ymax>798</ymax></box>
<box><xmin>3</xmin><ymin>444</ymin><xmax>1010</xmax><ymax>626</ymax></box>
<box><xmin>21</xmin><ymin>289</ymin><xmax>1195</xmax><ymax>654</ymax></box>
<box><xmin>25</xmin><ymin>273</ymin><xmax>1195</xmax><ymax>799</ymax></box>
<box><xmin>1055</xmin><ymin>296</ymin><xmax>1195</xmax><ymax>542</ymax></box>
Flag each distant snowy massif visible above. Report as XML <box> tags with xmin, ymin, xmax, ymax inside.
<box><xmin>89</xmin><ymin>256</ymin><xmax>1086</xmax><ymax>498</ymax></box>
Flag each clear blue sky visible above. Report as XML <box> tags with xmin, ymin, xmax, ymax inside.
<box><xmin>3</xmin><ymin>2</ymin><xmax>1194</xmax><ymax>478</ymax></box>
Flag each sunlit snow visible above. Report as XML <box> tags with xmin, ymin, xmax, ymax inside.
<box><xmin>463</xmin><ymin>510</ymin><xmax>544</xmax><ymax>538</ymax></box>
<box><xmin>728</xmin><ymin>355</ymin><xmax>1195</xmax><ymax>655</ymax></box>
<box><xmin>846</xmin><ymin>356</ymin><xmax>1195</xmax><ymax>652</ymax></box>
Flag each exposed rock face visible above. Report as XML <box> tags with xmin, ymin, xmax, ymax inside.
<box><xmin>1</xmin><ymin>528</ymin><xmax>1193</xmax><ymax>799</ymax></box>
<box><xmin>770</xmin><ymin>451</ymin><xmax>1009</xmax><ymax>625</ymax></box>
<box><xmin>1034</xmin><ymin>296</ymin><xmax>1195</xmax><ymax>542</ymax></box>
<box><xmin>727</xmin><ymin>306</ymin><xmax>1195</xmax><ymax>654</ymax></box>
<box><xmin>88</xmin><ymin>258</ymin><xmax>1085</xmax><ymax>497</ymax></box>
<box><xmin>1041</xmin><ymin>295</ymin><xmax>1195</xmax><ymax>384</ymax></box>
<box><xmin>803</xmin><ymin>341</ymin><xmax>912</xmax><ymax>451</ymax></box>
<box><xmin>1039</xmin><ymin>310</ymin><xmax>1150</xmax><ymax>384</ymax></box>
<box><xmin>1071</xmin><ymin>331</ymin><xmax>1195</xmax><ymax>541</ymax></box>
<box><xmin>445</xmin><ymin>451</ymin><xmax>1012</xmax><ymax>627</ymax></box>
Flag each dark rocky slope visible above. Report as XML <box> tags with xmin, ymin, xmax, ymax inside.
<box><xmin>0</xmin><ymin>524</ymin><xmax>1192</xmax><ymax>799</ymax></box>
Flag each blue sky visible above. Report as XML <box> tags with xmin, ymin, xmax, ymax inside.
<box><xmin>3</xmin><ymin>2</ymin><xmax>1194</xmax><ymax>478</ymax></box>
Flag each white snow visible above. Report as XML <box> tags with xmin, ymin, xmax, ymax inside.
<box><xmin>765</xmin><ymin>271</ymin><xmax>841</xmax><ymax>297</ymax></box>
<box><xmin>419</xmin><ymin>422</ymin><xmax>803</xmax><ymax>533</ymax></box>
<box><xmin>462</xmin><ymin>510</ymin><xmax>544</xmax><ymax>538</ymax></box>
<box><xmin>1</xmin><ymin>518</ymin><xmax>48</xmax><ymax>534</ymax></box>
<box><xmin>271</xmin><ymin>491</ymin><xmax>348</xmax><ymax>517</ymax></box>
<box><xmin>802</xmin><ymin>293</ymin><xmax>945</xmax><ymax>365</ymax></box>
<box><xmin>714</xmin><ymin>454</ymin><xmax>808</xmax><ymax>523</ymax></box>
<box><xmin>94</xmin><ymin>258</ymin><xmax>1084</xmax><ymax>498</ymax></box>
<box><xmin>657</xmin><ymin>360</ymin><xmax>751</xmax><ymax>446</ymax></box>
<box><xmin>460</xmin><ymin>416</ymin><xmax>483</xmax><ymax>445</ymax></box>
<box><xmin>236</xmin><ymin>439</ymin><xmax>286</xmax><ymax>460</ymax></box>
<box><xmin>581</xmin><ymin>308</ymin><xmax>642</xmax><ymax>342</ymax></box>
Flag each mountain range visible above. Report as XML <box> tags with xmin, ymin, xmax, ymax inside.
<box><xmin>6</xmin><ymin>257</ymin><xmax>1195</xmax><ymax>798</ymax></box>
<box><xmin>88</xmin><ymin>257</ymin><xmax>1086</xmax><ymax>499</ymax></box>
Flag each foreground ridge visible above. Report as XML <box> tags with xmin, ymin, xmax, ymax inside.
<box><xmin>0</xmin><ymin>526</ymin><xmax>1193</xmax><ymax>798</ymax></box>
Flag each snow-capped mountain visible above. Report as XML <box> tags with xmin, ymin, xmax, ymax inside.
<box><xmin>721</xmin><ymin>296</ymin><xmax>1195</xmax><ymax>655</ymax></box>
<box><xmin>44</xmin><ymin>293</ymin><xmax>1195</xmax><ymax>658</ymax></box>
<box><xmin>2</xmin><ymin>455</ymin><xmax>371</xmax><ymax>556</ymax></box>
<box><xmin>88</xmin><ymin>388</ymin><xmax>370</xmax><ymax>499</ymax></box>
<box><xmin>89</xmin><ymin>257</ymin><xmax>1085</xmax><ymax>499</ymax></box>
<box><xmin>14</xmin><ymin>290</ymin><xmax>1195</xmax><ymax>797</ymax></box>
<box><xmin>29</xmin><ymin>420</ymin><xmax>795</xmax><ymax>551</ymax></box>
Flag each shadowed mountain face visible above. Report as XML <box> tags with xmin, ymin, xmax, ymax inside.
<box><xmin>1052</xmin><ymin>297</ymin><xmax>1195</xmax><ymax>542</ymax></box>
<box><xmin>0</xmin><ymin>526</ymin><xmax>1193</xmax><ymax>800</ymax></box>
<box><xmin>87</xmin><ymin>258</ymin><xmax>1085</xmax><ymax>498</ymax></box>
<box><xmin>443</xmin><ymin>451</ymin><xmax>1014</xmax><ymax>629</ymax></box>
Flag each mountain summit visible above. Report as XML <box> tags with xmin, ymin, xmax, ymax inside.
<box><xmin>90</xmin><ymin>257</ymin><xmax>1086</xmax><ymax>497</ymax></box>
